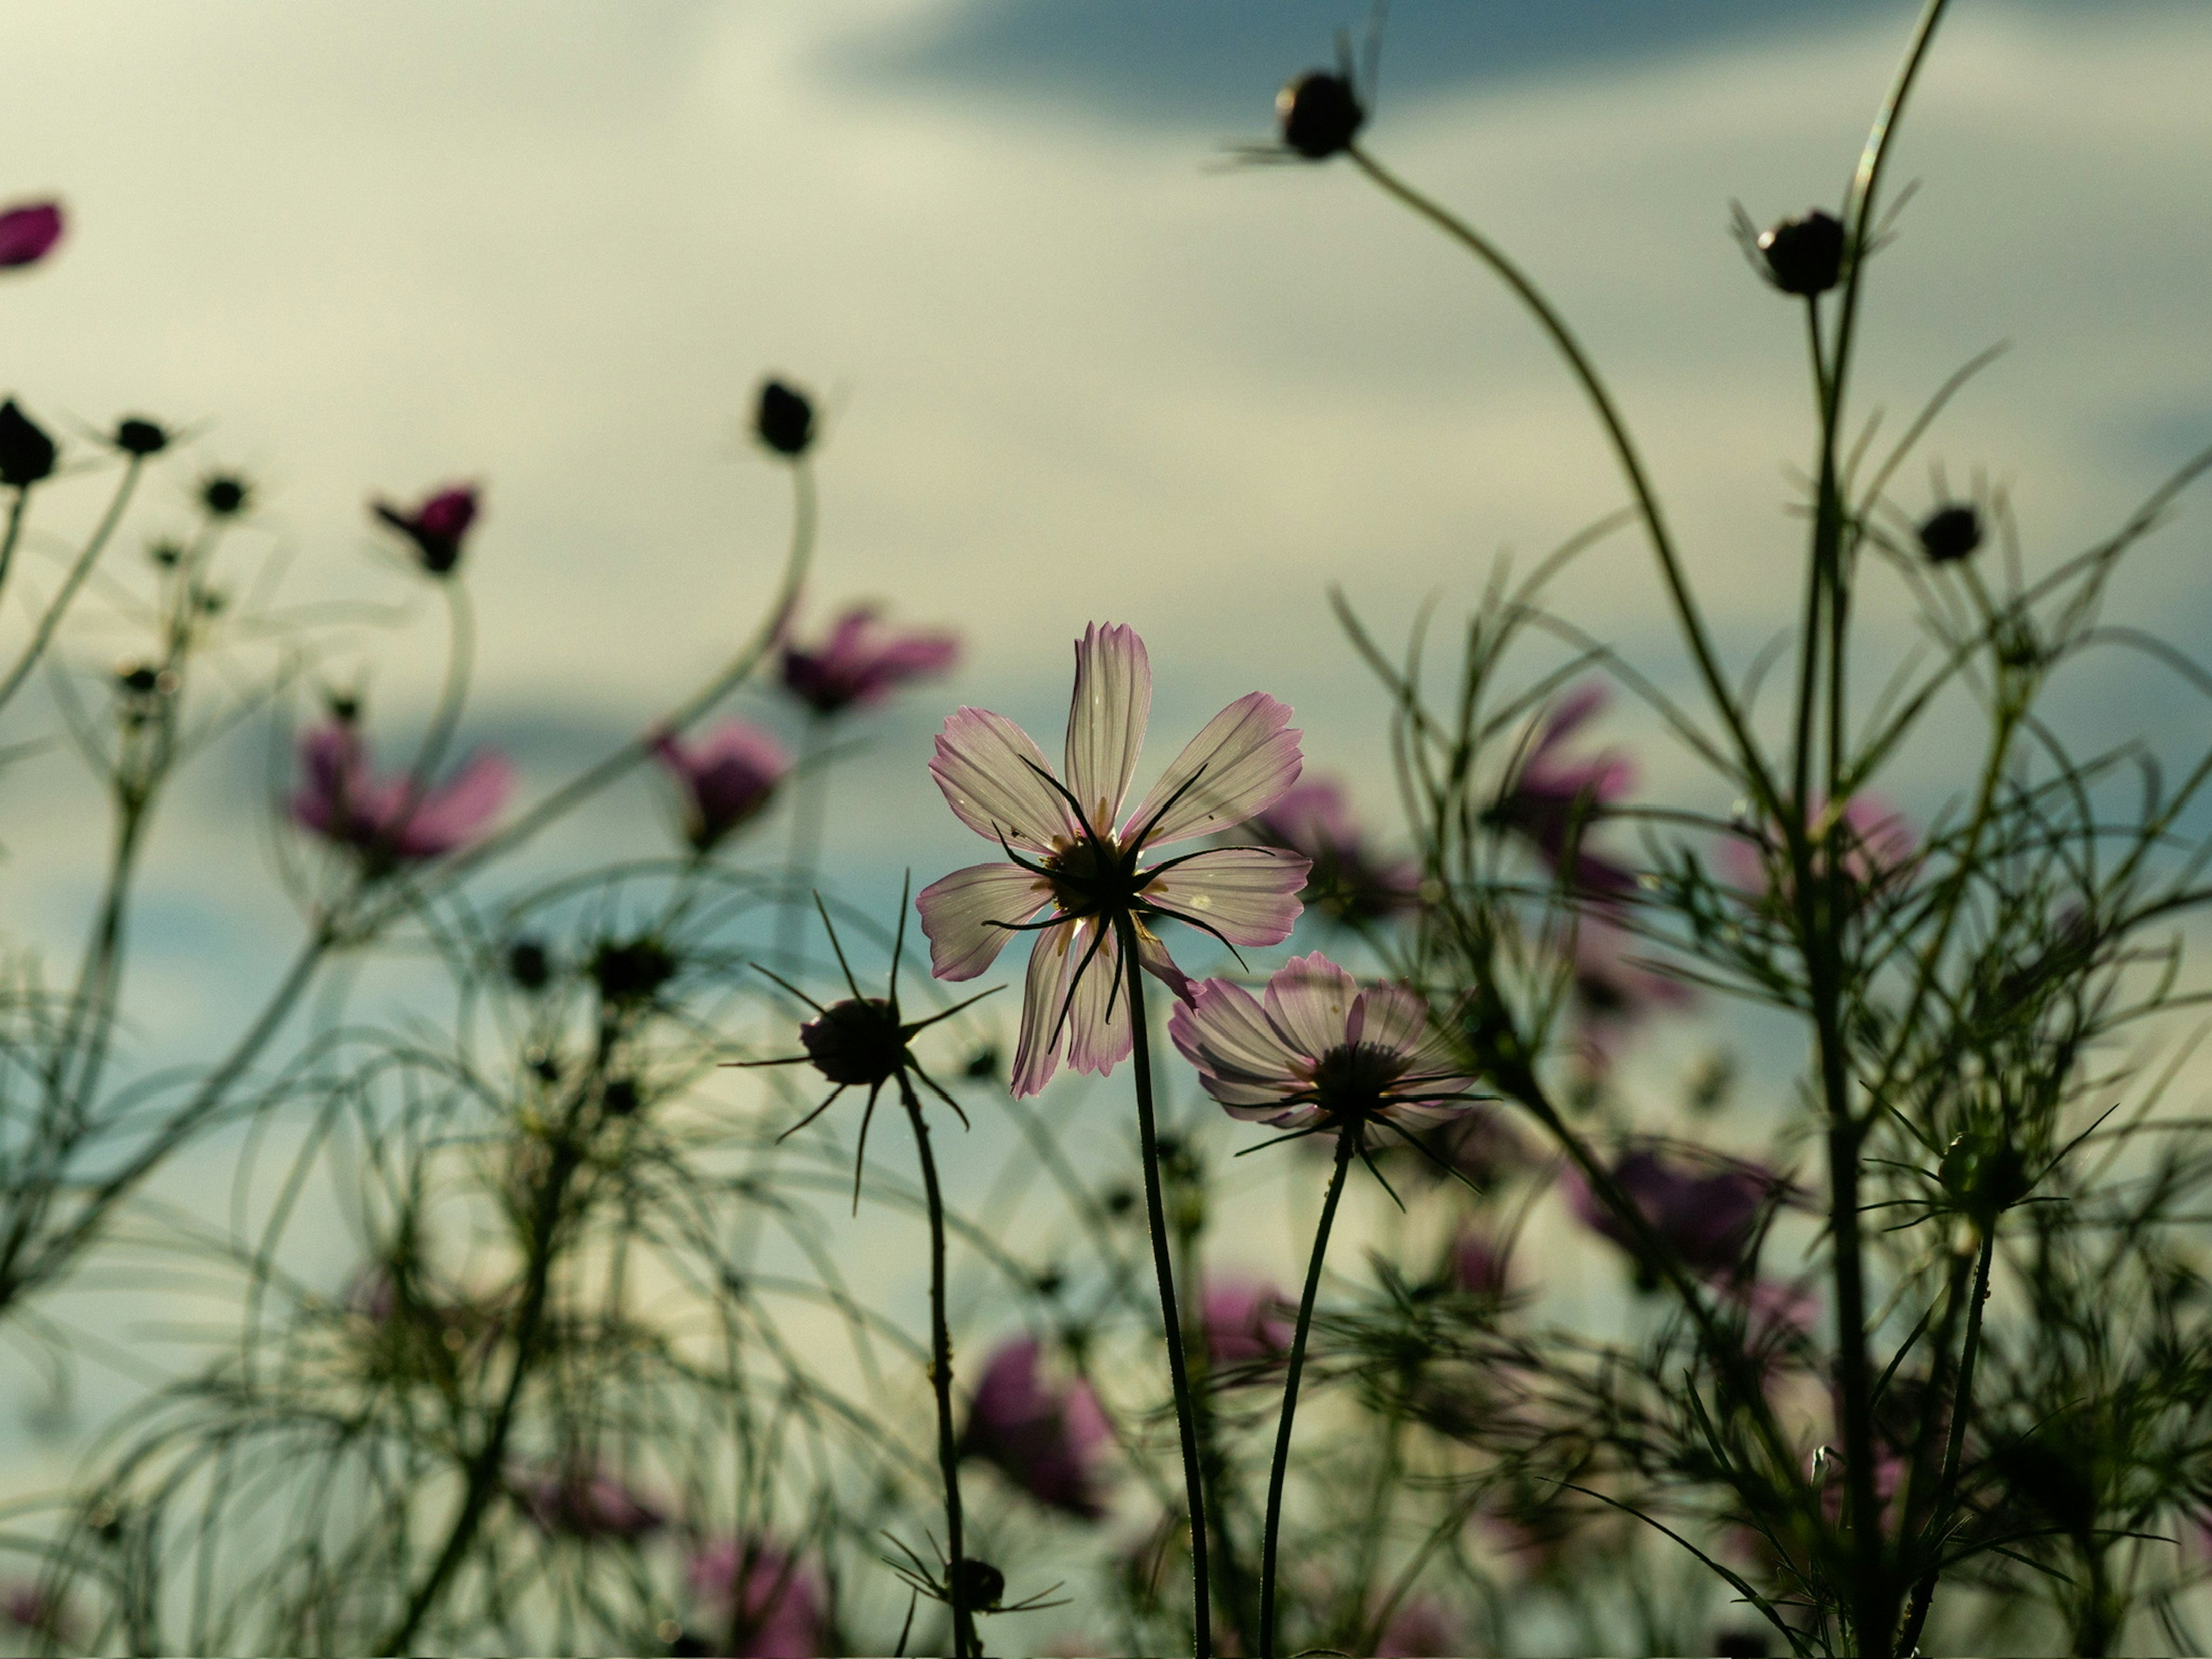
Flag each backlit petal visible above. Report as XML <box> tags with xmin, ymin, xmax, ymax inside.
<box><xmin>1261</xmin><ymin>952</ymin><xmax>1359</xmax><ymax>1060</ymax></box>
<box><xmin>1061</xmin><ymin>918</ymin><xmax>1133</xmax><ymax>1078</ymax></box>
<box><xmin>1169</xmin><ymin>978</ymin><xmax>1306</xmax><ymax>1108</ymax></box>
<box><xmin>930</xmin><ymin>707</ymin><xmax>1080</xmax><ymax>854</ymax></box>
<box><xmin>1143</xmin><ymin>846</ymin><xmax>1309</xmax><ymax>946</ymax></box>
<box><xmin>1063</xmin><ymin>623</ymin><xmax>1150</xmax><ymax>839</ymax></box>
<box><xmin>1123</xmin><ymin>692</ymin><xmax>1302</xmax><ymax>848</ymax></box>
<box><xmin>1010</xmin><ymin>919</ymin><xmax>1081</xmax><ymax>1098</ymax></box>
<box><xmin>917</xmin><ymin>862</ymin><xmax>1054</xmax><ymax>981</ymax></box>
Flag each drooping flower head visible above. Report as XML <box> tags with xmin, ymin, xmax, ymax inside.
<box><xmin>1171</xmin><ymin>953</ymin><xmax>1484</xmax><ymax>1145</ymax></box>
<box><xmin>1563</xmin><ymin>1145</ymin><xmax>1786</xmax><ymax>1282</ymax></box>
<box><xmin>779</xmin><ymin>603</ymin><xmax>958</xmax><ymax>717</ymax></box>
<box><xmin>372</xmin><ymin>483</ymin><xmax>479</xmax><ymax>576</ymax></box>
<box><xmin>958</xmin><ymin>1335</ymin><xmax>1113</xmax><ymax>1520</ymax></box>
<box><xmin>290</xmin><ymin>720</ymin><xmax>513</xmax><ymax>870</ymax></box>
<box><xmin>1201</xmin><ymin>1277</ymin><xmax>1292</xmax><ymax>1373</ymax></box>
<box><xmin>651</xmin><ymin>721</ymin><xmax>790</xmax><ymax>853</ymax></box>
<box><xmin>514</xmin><ymin>1468</ymin><xmax>665</xmax><ymax>1541</ymax></box>
<box><xmin>918</xmin><ymin>623</ymin><xmax>1309</xmax><ymax>1097</ymax></box>
<box><xmin>1486</xmin><ymin>682</ymin><xmax>1638</xmax><ymax>899</ymax></box>
<box><xmin>1246</xmin><ymin>776</ymin><xmax>1421</xmax><ymax>925</ymax></box>
<box><xmin>0</xmin><ymin>202</ymin><xmax>63</xmax><ymax>270</ymax></box>
<box><xmin>686</xmin><ymin>1536</ymin><xmax>827</xmax><ymax>1658</ymax></box>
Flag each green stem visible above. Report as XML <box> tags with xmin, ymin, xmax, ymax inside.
<box><xmin>0</xmin><ymin>456</ymin><xmax>145</xmax><ymax>713</ymax></box>
<box><xmin>775</xmin><ymin>713</ymin><xmax>828</xmax><ymax>970</ymax></box>
<box><xmin>1260</xmin><ymin>1124</ymin><xmax>1354</xmax><ymax>1659</ymax></box>
<box><xmin>1116</xmin><ymin>911</ymin><xmax>1211</xmax><ymax>1659</ymax></box>
<box><xmin>1895</xmin><ymin>1226</ymin><xmax>1993</xmax><ymax>1653</ymax></box>
<box><xmin>901</xmin><ymin>1075</ymin><xmax>977</xmax><ymax>1659</ymax></box>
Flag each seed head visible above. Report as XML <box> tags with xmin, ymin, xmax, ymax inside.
<box><xmin>199</xmin><ymin>473</ymin><xmax>251</xmax><ymax>518</ymax></box>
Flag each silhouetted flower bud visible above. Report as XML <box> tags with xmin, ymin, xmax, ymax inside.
<box><xmin>1755</xmin><ymin>210</ymin><xmax>1844</xmax><ymax>297</ymax></box>
<box><xmin>113</xmin><ymin>417</ymin><xmax>168</xmax><ymax>457</ymax></box>
<box><xmin>1277</xmin><ymin>71</ymin><xmax>1364</xmax><ymax>160</ymax></box>
<box><xmin>800</xmin><ymin>998</ymin><xmax>907</xmax><ymax>1087</ymax></box>
<box><xmin>1102</xmin><ymin>1185</ymin><xmax>1135</xmax><ymax>1217</ymax></box>
<box><xmin>964</xmin><ymin>1043</ymin><xmax>1000</xmax><ymax>1080</ymax></box>
<box><xmin>372</xmin><ymin>484</ymin><xmax>479</xmax><ymax>576</ymax></box>
<box><xmin>755</xmin><ymin>380</ymin><xmax>815</xmax><ymax>457</ymax></box>
<box><xmin>602</xmin><ymin>1077</ymin><xmax>640</xmax><ymax>1118</ymax></box>
<box><xmin>1917</xmin><ymin>502</ymin><xmax>1982</xmax><ymax>565</ymax></box>
<box><xmin>0</xmin><ymin>401</ymin><xmax>57</xmax><ymax>487</ymax></box>
<box><xmin>507</xmin><ymin>938</ymin><xmax>551</xmax><ymax>992</ymax></box>
<box><xmin>0</xmin><ymin>202</ymin><xmax>63</xmax><ymax>270</ymax></box>
<box><xmin>592</xmin><ymin>938</ymin><xmax>676</xmax><ymax>1006</ymax></box>
<box><xmin>114</xmin><ymin>661</ymin><xmax>163</xmax><ymax>696</ymax></box>
<box><xmin>199</xmin><ymin>474</ymin><xmax>251</xmax><ymax>518</ymax></box>
<box><xmin>148</xmin><ymin>539</ymin><xmax>183</xmax><ymax>569</ymax></box>
<box><xmin>1939</xmin><ymin>1130</ymin><xmax>2031</xmax><ymax>1228</ymax></box>
<box><xmin>950</xmin><ymin>1558</ymin><xmax>1005</xmax><ymax>1612</ymax></box>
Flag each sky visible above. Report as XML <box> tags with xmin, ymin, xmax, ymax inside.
<box><xmin>2</xmin><ymin>0</ymin><xmax>2211</xmax><ymax>1558</ymax></box>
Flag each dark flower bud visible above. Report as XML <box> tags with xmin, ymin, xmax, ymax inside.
<box><xmin>1938</xmin><ymin>1130</ymin><xmax>2031</xmax><ymax>1228</ymax></box>
<box><xmin>528</xmin><ymin>1048</ymin><xmax>562</xmax><ymax>1084</ymax></box>
<box><xmin>1032</xmin><ymin>1267</ymin><xmax>1064</xmax><ymax>1298</ymax></box>
<box><xmin>950</xmin><ymin>1557</ymin><xmax>1006</xmax><ymax>1612</ymax></box>
<box><xmin>113</xmin><ymin>416</ymin><xmax>168</xmax><ymax>457</ymax></box>
<box><xmin>591</xmin><ymin>938</ymin><xmax>676</xmax><ymax>1006</ymax></box>
<box><xmin>199</xmin><ymin>474</ymin><xmax>251</xmax><ymax>518</ymax></box>
<box><xmin>1916</xmin><ymin>502</ymin><xmax>1982</xmax><ymax>564</ymax></box>
<box><xmin>506</xmin><ymin>938</ymin><xmax>551</xmax><ymax>992</ymax></box>
<box><xmin>0</xmin><ymin>400</ymin><xmax>57</xmax><ymax>488</ymax></box>
<box><xmin>964</xmin><ymin>1043</ymin><xmax>1000</xmax><ymax>1081</ymax></box>
<box><xmin>602</xmin><ymin>1077</ymin><xmax>640</xmax><ymax>1118</ymax></box>
<box><xmin>800</xmin><ymin>997</ymin><xmax>907</xmax><ymax>1087</ymax></box>
<box><xmin>1755</xmin><ymin>210</ymin><xmax>1845</xmax><ymax>297</ymax></box>
<box><xmin>755</xmin><ymin>379</ymin><xmax>815</xmax><ymax>457</ymax></box>
<box><xmin>1277</xmin><ymin>71</ymin><xmax>1364</xmax><ymax>160</ymax></box>
<box><xmin>372</xmin><ymin>484</ymin><xmax>479</xmax><ymax>577</ymax></box>
<box><xmin>147</xmin><ymin>539</ymin><xmax>183</xmax><ymax>569</ymax></box>
<box><xmin>114</xmin><ymin>661</ymin><xmax>162</xmax><ymax>696</ymax></box>
<box><xmin>1102</xmin><ymin>1185</ymin><xmax>1135</xmax><ymax>1217</ymax></box>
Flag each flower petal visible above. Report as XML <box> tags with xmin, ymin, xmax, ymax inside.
<box><xmin>1261</xmin><ymin>952</ymin><xmax>1359</xmax><ymax>1060</ymax></box>
<box><xmin>1131</xmin><ymin>919</ymin><xmax>1194</xmax><ymax>1005</ymax></box>
<box><xmin>1061</xmin><ymin>918</ymin><xmax>1133</xmax><ymax>1078</ymax></box>
<box><xmin>1347</xmin><ymin>982</ymin><xmax>1430</xmax><ymax>1057</ymax></box>
<box><xmin>393</xmin><ymin>751</ymin><xmax>514</xmax><ymax>858</ymax></box>
<box><xmin>917</xmin><ymin>862</ymin><xmax>1054</xmax><ymax>981</ymax></box>
<box><xmin>1143</xmin><ymin>846</ymin><xmax>1309</xmax><ymax>947</ymax></box>
<box><xmin>930</xmin><ymin>707</ymin><xmax>1080</xmax><ymax>854</ymax></box>
<box><xmin>1063</xmin><ymin>623</ymin><xmax>1150</xmax><ymax>838</ymax></box>
<box><xmin>1009</xmin><ymin>920</ymin><xmax>1081</xmax><ymax>1098</ymax></box>
<box><xmin>1123</xmin><ymin>692</ymin><xmax>1302</xmax><ymax>848</ymax></box>
<box><xmin>1169</xmin><ymin>977</ymin><xmax>1307</xmax><ymax>1109</ymax></box>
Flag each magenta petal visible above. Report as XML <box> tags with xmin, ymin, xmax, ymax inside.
<box><xmin>1124</xmin><ymin>692</ymin><xmax>1303</xmax><ymax>847</ymax></box>
<box><xmin>393</xmin><ymin>751</ymin><xmax>514</xmax><ymax>857</ymax></box>
<box><xmin>0</xmin><ymin>202</ymin><xmax>63</xmax><ymax>269</ymax></box>
<box><xmin>916</xmin><ymin>861</ymin><xmax>1054</xmax><ymax>981</ymax></box>
<box><xmin>1143</xmin><ymin>846</ymin><xmax>1309</xmax><ymax>946</ymax></box>
<box><xmin>1063</xmin><ymin>622</ymin><xmax>1151</xmax><ymax>837</ymax></box>
<box><xmin>929</xmin><ymin>706</ymin><xmax>1079</xmax><ymax>854</ymax></box>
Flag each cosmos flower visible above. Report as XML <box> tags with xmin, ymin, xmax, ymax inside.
<box><xmin>1721</xmin><ymin>793</ymin><xmax>1919</xmax><ymax>912</ymax></box>
<box><xmin>371</xmin><ymin>483</ymin><xmax>479</xmax><ymax>576</ymax></box>
<box><xmin>1563</xmin><ymin>1145</ymin><xmax>1786</xmax><ymax>1281</ymax></box>
<box><xmin>1486</xmin><ymin>682</ymin><xmax>1638</xmax><ymax>899</ymax></box>
<box><xmin>685</xmin><ymin>1537</ymin><xmax>827</xmax><ymax>1658</ymax></box>
<box><xmin>958</xmin><ymin>1335</ymin><xmax>1113</xmax><ymax>1520</ymax></box>
<box><xmin>0</xmin><ymin>202</ymin><xmax>63</xmax><ymax>269</ymax></box>
<box><xmin>290</xmin><ymin>721</ymin><xmax>513</xmax><ymax>868</ymax></box>
<box><xmin>513</xmin><ymin>1469</ymin><xmax>665</xmax><ymax>1541</ymax></box>
<box><xmin>1170</xmin><ymin>953</ymin><xmax>1483</xmax><ymax>1139</ymax></box>
<box><xmin>1448</xmin><ymin>1226</ymin><xmax>1512</xmax><ymax>1298</ymax></box>
<box><xmin>1202</xmin><ymin>1278</ymin><xmax>1292</xmax><ymax>1372</ymax></box>
<box><xmin>918</xmin><ymin>623</ymin><xmax>1308</xmax><ymax>1097</ymax></box>
<box><xmin>1245</xmin><ymin>776</ymin><xmax>1421</xmax><ymax>925</ymax></box>
<box><xmin>651</xmin><ymin>721</ymin><xmax>790</xmax><ymax>853</ymax></box>
<box><xmin>779</xmin><ymin>604</ymin><xmax>958</xmax><ymax>717</ymax></box>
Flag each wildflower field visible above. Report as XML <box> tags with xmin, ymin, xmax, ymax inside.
<box><xmin>3</xmin><ymin>2</ymin><xmax>2212</xmax><ymax>1654</ymax></box>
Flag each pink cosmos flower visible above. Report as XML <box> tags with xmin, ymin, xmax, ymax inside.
<box><xmin>290</xmin><ymin>720</ymin><xmax>513</xmax><ymax>868</ymax></box>
<box><xmin>1245</xmin><ymin>775</ymin><xmax>1421</xmax><ymax>925</ymax></box>
<box><xmin>1568</xmin><ymin>919</ymin><xmax>1694</xmax><ymax>1065</ymax></box>
<box><xmin>958</xmin><ymin>1335</ymin><xmax>1113</xmax><ymax>1520</ymax></box>
<box><xmin>1448</xmin><ymin>1225</ymin><xmax>1512</xmax><ymax>1298</ymax></box>
<box><xmin>0</xmin><ymin>202</ymin><xmax>63</xmax><ymax>269</ymax></box>
<box><xmin>652</xmin><ymin>721</ymin><xmax>790</xmax><ymax>853</ymax></box>
<box><xmin>1486</xmin><ymin>681</ymin><xmax>1638</xmax><ymax>898</ymax></box>
<box><xmin>686</xmin><ymin>1537</ymin><xmax>827</xmax><ymax>1658</ymax></box>
<box><xmin>780</xmin><ymin>603</ymin><xmax>959</xmax><ymax>717</ymax></box>
<box><xmin>1562</xmin><ymin>1145</ymin><xmax>1785</xmax><ymax>1281</ymax></box>
<box><xmin>1169</xmin><ymin>953</ymin><xmax>1483</xmax><ymax>1137</ymax></box>
<box><xmin>514</xmin><ymin>1469</ymin><xmax>665</xmax><ymax>1540</ymax></box>
<box><xmin>918</xmin><ymin>623</ymin><xmax>1309</xmax><ymax>1097</ymax></box>
<box><xmin>1722</xmin><ymin>793</ymin><xmax>1919</xmax><ymax>911</ymax></box>
<box><xmin>372</xmin><ymin>483</ymin><xmax>479</xmax><ymax>576</ymax></box>
<box><xmin>1201</xmin><ymin>1277</ymin><xmax>1292</xmax><ymax>1372</ymax></box>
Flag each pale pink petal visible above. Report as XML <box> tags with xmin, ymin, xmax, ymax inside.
<box><xmin>393</xmin><ymin>751</ymin><xmax>514</xmax><ymax>857</ymax></box>
<box><xmin>1063</xmin><ymin>622</ymin><xmax>1150</xmax><ymax>838</ymax></box>
<box><xmin>1347</xmin><ymin>983</ymin><xmax>1430</xmax><ymax>1056</ymax></box>
<box><xmin>1123</xmin><ymin>692</ymin><xmax>1302</xmax><ymax>848</ymax></box>
<box><xmin>1260</xmin><ymin>952</ymin><xmax>1359</xmax><ymax>1060</ymax></box>
<box><xmin>1143</xmin><ymin>847</ymin><xmax>1309</xmax><ymax>947</ymax></box>
<box><xmin>1131</xmin><ymin>919</ymin><xmax>1194</xmax><ymax>1005</ymax></box>
<box><xmin>1169</xmin><ymin>978</ymin><xmax>1306</xmax><ymax>1107</ymax></box>
<box><xmin>1062</xmin><ymin>918</ymin><xmax>1134</xmax><ymax>1078</ymax></box>
<box><xmin>930</xmin><ymin>707</ymin><xmax>1080</xmax><ymax>854</ymax></box>
<box><xmin>916</xmin><ymin>862</ymin><xmax>1054</xmax><ymax>981</ymax></box>
<box><xmin>1010</xmin><ymin>919</ymin><xmax>1082</xmax><ymax>1098</ymax></box>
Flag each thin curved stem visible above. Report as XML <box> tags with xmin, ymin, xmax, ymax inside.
<box><xmin>1116</xmin><ymin>909</ymin><xmax>1211</xmax><ymax>1659</ymax></box>
<box><xmin>900</xmin><ymin>1074</ymin><xmax>976</xmax><ymax>1659</ymax></box>
<box><xmin>1896</xmin><ymin>1225</ymin><xmax>1994</xmax><ymax>1653</ymax></box>
<box><xmin>0</xmin><ymin>456</ymin><xmax>146</xmax><ymax>713</ymax></box>
<box><xmin>1259</xmin><ymin>1124</ymin><xmax>1354</xmax><ymax>1659</ymax></box>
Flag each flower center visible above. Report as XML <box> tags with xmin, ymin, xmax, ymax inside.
<box><xmin>801</xmin><ymin>998</ymin><xmax>908</xmax><ymax>1086</ymax></box>
<box><xmin>1306</xmin><ymin>1041</ymin><xmax>1409</xmax><ymax>1123</ymax></box>
<box><xmin>1044</xmin><ymin>835</ymin><xmax>1145</xmax><ymax>917</ymax></box>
